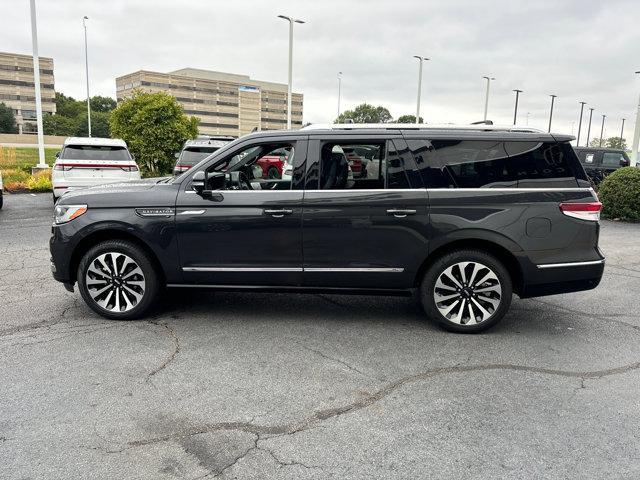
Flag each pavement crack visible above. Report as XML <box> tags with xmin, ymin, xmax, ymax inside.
<box><xmin>124</xmin><ymin>359</ymin><xmax>640</xmax><ymax>450</ymax></box>
<box><xmin>209</xmin><ymin>434</ymin><xmax>259</xmax><ymax>478</ymax></box>
<box><xmin>257</xmin><ymin>444</ymin><xmax>322</xmax><ymax>471</ymax></box>
<box><xmin>147</xmin><ymin>320</ymin><xmax>181</xmax><ymax>378</ymax></box>
<box><xmin>297</xmin><ymin>342</ymin><xmax>374</xmax><ymax>380</ymax></box>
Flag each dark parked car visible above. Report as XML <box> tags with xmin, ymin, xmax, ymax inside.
<box><xmin>574</xmin><ymin>147</ymin><xmax>631</xmax><ymax>184</ymax></box>
<box><xmin>50</xmin><ymin>124</ymin><xmax>604</xmax><ymax>332</ymax></box>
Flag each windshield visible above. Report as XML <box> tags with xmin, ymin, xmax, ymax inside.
<box><xmin>178</xmin><ymin>147</ymin><xmax>220</xmax><ymax>166</ymax></box>
<box><xmin>61</xmin><ymin>145</ymin><xmax>131</xmax><ymax>161</ymax></box>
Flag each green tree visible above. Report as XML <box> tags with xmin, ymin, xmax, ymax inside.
<box><xmin>109</xmin><ymin>90</ymin><xmax>199</xmax><ymax>176</ymax></box>
<box><xmin>0</xmin><ymin>102</ymin><xmax>17</xmax><ymax>133</ymax></box>
<box><xmin>75</xmin><ymin>111</ymin><xmax>111</xmax><ymax>138</ymax></box>
<box><xmin>54</xmin><ymin>92</ymin><xmax>85</xmax><ymax>118</ymax></box>
<box><xmin>588</xmin><ymin>136</ymin><xmax>628</xmax><ymax>149</ymax></box>
<box><xmin>42</xmin><ymin>113</ymin><xmax>76</xmax><ymax>136</ymax></box>
<box><xmin>90</xmin><ymin>95</ymin><xmax>117</xmax><ymax>112</ymax></box>
<box><xmin>396</xmin><ymin>114</ymin><xmax>423</xmax><ymax>123</ymax></box>
<box><xmin>335</xmin><ymin>103</ymin><xmax>392</xmax><ymax>124</ymax></box>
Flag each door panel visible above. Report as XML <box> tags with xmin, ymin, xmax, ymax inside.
<box><xmin>175</xmin><ymin>137</ymin><xmax>307</xmax><ymax>286</ymax></box>
<box><xmin>302</xmin><ymin>137</ymin><xmax>429</xmax><ymax>289</ymax></box>
<box><xmin>176</xmin><ymin>191</ymin><xmax>302</xmax><ymax>285</ymax></box>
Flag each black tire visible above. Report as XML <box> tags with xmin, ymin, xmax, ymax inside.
<box><xmin>420</xmin><ymin>249</ymin><xmax>512</xmax><ymax>333</ymax></box>
<box><xmin>52</xmin><ymin>192</ymin><xmax>57</xmax><ymax>204</ymax></box>
<box><xmin>267</xmin><ymin>166</ymin><xmax>280</xmax><ymax>179</ymax></box>
<box><xmin>0</xmin><ymin>192</ymin><xmax>3</xmax><ymax>210</ymax></box>
<box><xmin>77</xmin><ymin>239</ymin><xmax>161</xmax><ymax>320</ymax></box>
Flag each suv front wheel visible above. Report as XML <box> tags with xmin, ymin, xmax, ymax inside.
<box><xmin>420</xmin><ymin>250</ymin><xmax>512</xmax><ymax>333</ymax></box>
<box><xmin>77</xmin><ymin>240</ymin><xmax>161</xmax><ymax>320</ymax></box>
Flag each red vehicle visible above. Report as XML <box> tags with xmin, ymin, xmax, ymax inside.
<box><xmin>256</xmin><ymin>148</ymin><xmax>290</xmax><ymax>179</ymax></box>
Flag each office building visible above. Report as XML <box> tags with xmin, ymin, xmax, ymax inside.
<box><xmin>116</xmin><ymin>68</ymin><xmax>303</xmax><ymax>137</ymax></box>
<box><xmin>0</xmin><ymin>51</ymin><xmax>56</xmax><ymax>133</ymax></box>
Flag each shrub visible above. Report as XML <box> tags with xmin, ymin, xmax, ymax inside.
<box><xmin>598</xmin><ymin>167</ymin><xmax>640</xmax><ymax>221</ymax></box>
<box><xmin>26</xmin><ymin>170</ymin><xmax>52</xmax><ymax>192</ymax></box>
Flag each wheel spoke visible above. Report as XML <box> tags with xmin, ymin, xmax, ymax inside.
<box><xmin>97</xmin><ymin>289</ymin><xmax>114</xmax><ymax>310</ymax></box>
<box><xmin>122</xmin><ymin>267</ymin><xmax>144</xmax><ymax>280</ymax></box>
<box><xmin>451</xmin><ymin>298</ymin><xmax>466</xmax><ymax>324</ymax></box>
<box><xmin>442</xmin><ymin>266</ymin><xmax>463</xmax><ymax>289</ymax></box>
<box><xmin>435</xmin><ymin>278</ymin><xmax>457</xmax><ymax>292</ymax></box>
<box><xmin>474</xmin><ymin>284</ymin><xmax>501</xmax><ymax>294</ymax></box>
<box><xmin>435</xmin><ymin>292</ymin><xmax>461</xmax><ymax>302</ymax></box>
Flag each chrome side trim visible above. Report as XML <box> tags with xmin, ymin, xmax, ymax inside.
<box><xmin>182</xmin><ymin>267</ymin><xmax>303</xmax><ymax>272</ymax></box>
<box><xmin>178</xmin><ymin>210</ymin><xmax>205</xmax><ymax>215</ymax></box>
<box><xmin>536</xmin><ymin>259</ymin><xmax>605</xmax><ymax>269</ymax></box>
<box><xmin>426</xmin><ymin>188</ymin><xmax>594</xmax><ymax>192</ymax></box>
<box><xmin>305</xmin><ymin>267</ymin><xmax>404</xmax><ymax>273</ymax></box>
<box><xmin>182</xmin><ymin>266</ymin><xmax>405</xmax><ymax>273</ymax></box>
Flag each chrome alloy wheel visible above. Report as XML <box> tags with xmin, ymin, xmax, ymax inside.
<box><xmin>433</xmin><ymin>261</ymin><xmax>502</xmax><ymax>325</ymax></box>
<box><xmin>85</xmin><ymin>252</ymin><xmax>146</xmax><ymax>313</ymax></box>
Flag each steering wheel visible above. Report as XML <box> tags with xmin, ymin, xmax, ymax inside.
<box><xmin>238</xmin><ymin>171</ymin><xmax>252</xmax><ymax>190</ymax></box>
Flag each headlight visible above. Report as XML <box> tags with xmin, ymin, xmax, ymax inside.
<box><xmin>54</xmin><ymin>204</ymin><xmax>88</xmax><ymax>224</ymax></box>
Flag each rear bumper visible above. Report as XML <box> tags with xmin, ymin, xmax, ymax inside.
<box><xmin>519</xmin><ymin>258</ymin><xmax>605</xmax><ymax>298</ymax></box>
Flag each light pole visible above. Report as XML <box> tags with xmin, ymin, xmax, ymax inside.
<box><xmin>83</xmin><ymin>16</ymin><xmax>91</xmax><ymax>137</ymax></box>
<box><xmin>28</xmin><ymin>0</ymin><xmax>46</xmax><ymax>169</ymax></box>
<box><xmin>632</xmin><ymin>71</ymin><xmax>640</xmax><ymax>167</ymax></box>
<box><xmin>482</xmin><ymin>76</ymin><xmax>495</xmax><ymax>121</ymax></box>
<box><xmin>599</xmin><ymin>114</ymin><xmax>606</xmax><ymax>147</ymax></box>
<box><xmin>512</xmin><ymin>89</ymin><xmax>523</xmax><ymax>125</ymax></box>
<box><xmin>548</xmin><ymin>94</ymin><xmax>557</xmax><ymax>132</ymax></box>
<box><xmin>414</xmin><ymin>56</ymin><xmax>429</xmax><ymax>123</ymax></box>
<box><xmin>576</xmin><ymin>101</ymin><xmax>586</xmax><ymax>147</ymax></box>
<box><xmin>277</xmin><ymin>15</ymin><xmax>305</xmax><ymax>130</ymax></box>
<box><xmin>337</xmin><ymin>71</ymin><xmax>342</xmax><ymax>120</ymax></box>
<box><xmin>586</xmin><ymin>107</ymin><xmax>594</xmax><ymax>147</ymax></box>
<box><xmin>620</xmin><ymin>118</ymin><xmax>626</xmax><ymax>148</ymax></box>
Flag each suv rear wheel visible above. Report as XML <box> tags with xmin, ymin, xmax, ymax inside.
<box><xmin>77</xmin><ymin>240</ymin><xmax>161</xmax><ymax>320</ymax></box>
<box><xmin>420</xmin><ymin>250</ymin><xmax>512</xmax><ymax>333</ymax></box>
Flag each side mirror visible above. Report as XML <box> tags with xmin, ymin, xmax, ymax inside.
<box><xmin>175</xmin><ymin>152</ymin><xmax>180</xmax><ymax>159</ymax></box>
<box><xmin>191</xmin><ymin>170</ymin><xmax>206</xmax><ymax>194</ymax></box>
<box><xmin>55</xmin><ymin>151</ymin><xmax>60</xmax><ymax>158</ymax></box>
<box><xmin>621</xmin><ymin>158</ymin><xmax>630</xmax><ymax>167</ymax></box>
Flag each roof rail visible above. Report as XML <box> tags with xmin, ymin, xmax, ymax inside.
<box><xmin>300</xmin><ymin>123</ymin><xmax>545</xmax><ymax>134</ymax></box>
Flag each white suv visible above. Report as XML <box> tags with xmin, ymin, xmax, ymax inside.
<box><xmin>52</xmin><ymin>137</ymin><xmax>140</xmax><ymax>201</ymax></box>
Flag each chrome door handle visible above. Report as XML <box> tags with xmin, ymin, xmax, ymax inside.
<box><xmin>264</xmin><ymin>209</ymin><xmax>293</xmax><ymax>218</ymax></box>
<box><xmin>386</xmin><ymin>209</ymin><xmax>417</xmax><ymax>218</ymax></box>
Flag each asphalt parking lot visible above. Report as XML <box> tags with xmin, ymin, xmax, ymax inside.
<box><xmin>1</xmin><ymin>192</ymin><xmax>640</xmax><ymax>479</ymax></box>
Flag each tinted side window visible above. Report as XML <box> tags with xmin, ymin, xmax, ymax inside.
<box><xmin>602</xmin><ymin>152</ymin><xmax>624</xmax><ymax>168</ymax></box>
<box><xmin>318</xmin><ymin>142</ymin><xmax>385</xmax><ymax>190</ymax></box>
<box><xmin>505</xmin><ymin>141</ymin><xmax>581</xmax><ymax>188</ymax></box>
<box><xmin>407</xmin><ymin>139</ymin><xmax>515</xmax><ymax>188</ymax></box>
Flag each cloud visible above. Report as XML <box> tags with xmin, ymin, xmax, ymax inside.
<box><xmin>4</xmin><ymin>0</ymin><xmax>639</xmax><ymax>142</ymax></box>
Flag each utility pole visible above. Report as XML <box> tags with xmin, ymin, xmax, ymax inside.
<box><xmin>29</xmin><ymin>0</ymin><xmax>46</xmax><ymax>170</ymax></box>
<box><xmin>548</xmin><ymin>94</ymin><xmax>557</xmax><ymax>132</ymax></box>
<box><xmin>414</xmin><ymin>56</ymin><xmax>429</xmax><ymax>123</ymax></box>
<box><xmin>337</xmin><ymin>71</ymin><xmax>342</xmax><ymax>120</ymax></box>
<box><xmin>586</xmin><ymin>107</ymin><xmax>594</xmax><ymax>147</ymax></box>
<box><xmin>83</xmin><ymin>16</ymin><xmax>91</xmax><ymax>137</ymax></box>
<box><xmin>632</xmin><ymin>71</ymin><xmax>640</xmax><ymax>167</ymax></box>
<box><xmin>599</xmin><ymin>114</ymin><xmax>606</xmax><ymax>147</ymax></box>
<box><xmin>512</xmin><ymin>89</ymin><xmax>523</xmax><ymax>125</ymax></box>
<box><xmin>277</xmin><ymin>15</ymin><xmax>305</xmax><ymax>129</ymax></box>
<box><xmin>620</xmin><ymin>118</ymin><xmax>626</xmax><ymax>148</ymax></box>
<box><xmin>576</xmin><ymin>101</ymin><xmax>587</xmax><ymax>147</ymax></box>
<box><xmin>482</xmin><ymin>76</ymin><xmax>495</xmax><ymax>121</ymax></box>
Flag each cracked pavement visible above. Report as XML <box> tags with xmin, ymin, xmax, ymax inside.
<box><xmin>1</xmin><ymin>193</ymin><xmax>640</xmax><ymax>479</ymax></box>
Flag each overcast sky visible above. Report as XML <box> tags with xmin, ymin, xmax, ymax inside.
<box><xmin>4</xmin><ymin>0</ymin><xmax>640</xmax><ymax>143</ymax></box>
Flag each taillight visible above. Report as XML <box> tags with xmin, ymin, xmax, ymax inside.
<box><xmin>559</xmin><ymin>202</ymin><xmax>602</xmax><ymax>221</ymax></box>
<box><xmin>120</xmin><ymin>165</ymin><xmax>139</xmax><ymax>172</ymax></box>
<box><xmin>54</xmin><ymin>164</ymin><xmax>73</xmax><ymax>171</ymax></box>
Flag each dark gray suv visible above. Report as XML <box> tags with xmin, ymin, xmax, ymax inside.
<box><xmin>50</xmin><ymin>124</ymin><xmax>604</xmax><ymax>333</ymax></box>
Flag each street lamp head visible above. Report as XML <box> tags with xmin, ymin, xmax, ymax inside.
<box><xmin>550</xmin><ymin>94</ymin><xmax>557</xmax><ymax>98</ymax></box>
<box><xmin>294</xmin><ymin>19</ymin><xmax>305</xmax><ymax>24</ymax></box>
<box><xmin>83</xmin><ymin>15</ymin><xmax>89</xmax><ymax>19</ymax></box>
<box><xmin>513</xmin><ymin>89</ymin><xmax>523</xmax><ymax>93</ymax></box>
<box><xmin>483</xmin><ymin>76</ymin><xmax>495</xmax><ymax>80</ymax></box>
<box><xmin>277</xmin><ymin>14</ymin><xmax>290</xmax><ymax>20</ymax></box>
<box><xmin>413</xmin><ymin>55</ymin><xmax>429</xmax><ymax>61</ymax></box>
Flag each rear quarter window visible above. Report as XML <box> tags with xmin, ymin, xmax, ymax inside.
<box><xmin>504</xmin><ymin>141</ymin><xmax>583</xmax><ymax>188</ymax></box>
